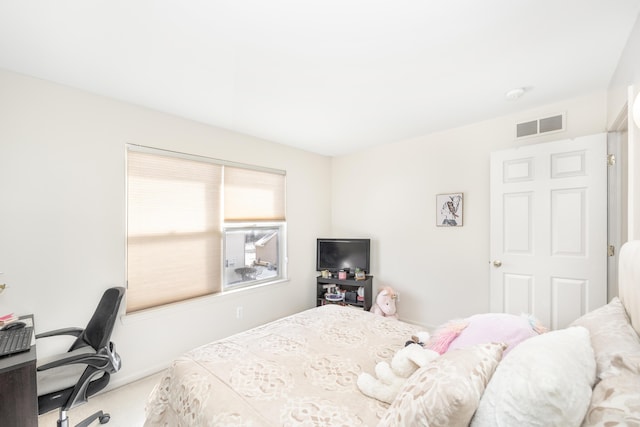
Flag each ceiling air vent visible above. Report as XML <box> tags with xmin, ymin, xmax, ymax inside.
<box><xmin>516</xmin><ymin>113</ymin><xmax>565</xmax><ymax>139</ymax></box>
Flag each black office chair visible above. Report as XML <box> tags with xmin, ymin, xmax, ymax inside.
<box><xmin>36</xmin><ymin>287</ymin><xmax>125</xmax><ymax>427</ymax></box>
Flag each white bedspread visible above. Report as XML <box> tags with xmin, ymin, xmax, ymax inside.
<box><xmin>144</xmin><ymin>304</ymin><xmax>423</xmax><ymax>426</ymax></box>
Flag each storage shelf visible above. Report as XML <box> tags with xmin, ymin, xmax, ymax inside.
<box><xmin>316</xmin><ymin>275</ymin><xmax>373</xmax><ymax>311</ymax></box>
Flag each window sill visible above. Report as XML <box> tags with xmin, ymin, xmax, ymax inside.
<box><xmin>120</xmin><ymin>277</ymin><xmax>289</xmax><ymax>325</ymax></box>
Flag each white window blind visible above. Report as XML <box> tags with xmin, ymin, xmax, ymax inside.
<box><xmin>224</xmin><ymin>167</ymin><xmax>286</xmax><ymax>222</ymax></box>
<box><xmin>127</xmin><ymin>150</ymin><xmax>222</xmax><ymax>313</ymax></box>
<box><xmin>126</xmin><ymin>146</ymin><xmax>287</xmax><ymax>312</ymax></box>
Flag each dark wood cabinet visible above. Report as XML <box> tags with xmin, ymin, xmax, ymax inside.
<box><xmin>316</xmin><ymin>275</ymin><xmax>373</xmax><ymax>311</ymax></box>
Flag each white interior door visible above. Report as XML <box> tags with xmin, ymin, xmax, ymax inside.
<box><xmin>490</xmin><ymin>134</ymin><xmax>607</xmax><ymax>329</ymax></box>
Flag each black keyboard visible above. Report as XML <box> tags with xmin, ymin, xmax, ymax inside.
<box><xmin>0</xmin><ymin>326</ymin><xmax>33</xmax><ymax>357</ymax></box>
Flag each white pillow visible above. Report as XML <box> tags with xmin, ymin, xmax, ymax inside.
<box><xmin>471</xmin><ymin>326</ymin><xmax>596</xmax><ymax>427</ymax></box>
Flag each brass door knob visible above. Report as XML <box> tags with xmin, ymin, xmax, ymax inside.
<box><xmin>493</xmin><ymin>260</ymin><xmax>502</xmax><ymax>267</ymax></box>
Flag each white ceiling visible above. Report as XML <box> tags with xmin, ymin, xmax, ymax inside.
<box><xmin>1</xmin><ymin>1</ymin><xmax>639</xmax><ymax>156</ymax></box>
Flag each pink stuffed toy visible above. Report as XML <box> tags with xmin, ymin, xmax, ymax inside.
<box><xmin>370</xmin><ymin>286</ymin><xmax>398</xmax><ymax>319</ymax></box>
<box><xmin>426</xmin><ymin>312</ymin><xmax>548</xmax><ymax>356</ymax></box>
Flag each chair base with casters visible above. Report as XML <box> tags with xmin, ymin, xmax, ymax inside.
<box><xmin>38</xmin><ymin>360</ymin><xmax>114</xmax><ymax>427</ymax></box>
<box><xmin>47</xmin><ymin>406</ymin><xmax>111</xmax><ymax>427</ymax></box>
<box><xmin>36</xmin><ymin>287</ymin><xmax>125</xmax><ymax>427</ymax></box>
<box><xmin>58</xmin><ymin>411</ymin><xmax>110</xmax><ymax>427</ymax></box>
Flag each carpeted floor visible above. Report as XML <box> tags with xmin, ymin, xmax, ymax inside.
<box><xmin>38</xmin><ymin>372</ymin><xmax>162</xmax><ymax>427</ymax></box>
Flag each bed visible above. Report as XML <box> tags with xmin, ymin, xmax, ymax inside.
<box><xmin>144</xmin><ymin>241</ymin><xmax>640</xmax><ymax>426</ymax></box>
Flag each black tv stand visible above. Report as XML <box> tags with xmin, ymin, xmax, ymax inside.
<box><xmin>316</xmin><ymin>275</ymin><xmax>373</xmax><ymax>311</ymax></box>
<box><xmin>327</xmin><ymin>273</ymin><xmax>354</xmax><ymax>280</ymax></box>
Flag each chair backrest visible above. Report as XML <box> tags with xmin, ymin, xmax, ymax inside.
<box><xmin>70</xmin><ymin>287</ymin><xmax>125</xmax><ymax>352</ymax></box>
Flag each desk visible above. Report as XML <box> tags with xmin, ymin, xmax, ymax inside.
<box><xmin>0</xmin><ymin>314</ymin><xmax>38</xmax><ymax>427</ymax></box>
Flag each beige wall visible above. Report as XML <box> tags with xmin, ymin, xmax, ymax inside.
<box><xmin>331</xmin><ymin>92</ymin><xmax>608</xmax><ymax>328</ymax></box>
<box><xmin>0</xmin><ymin>69</ymin><xmax>332</xmax><ymax>387</ymax></box>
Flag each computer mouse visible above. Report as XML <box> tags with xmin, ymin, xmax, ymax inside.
<box><xmin>1</xmin><ymin>321</ymin><xmax>26</xmax><ymax>331</ymax></box>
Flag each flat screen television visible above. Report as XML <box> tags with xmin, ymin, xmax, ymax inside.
<box><xmin>316</xmin><ymin>238</ymin><xmax>370</xmax><ymax>274</ymax></box>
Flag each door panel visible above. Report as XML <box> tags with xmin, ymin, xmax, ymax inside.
<box><xmin>503</xmin><ymin>273</ymin><xmax>533</xmax><ymax>314</ymax></box>
<box><xmin>551</xmin><ymin>188</ymin><xmax>586</xmax><ymax>255</ymax></box>
<box><xmin>551</xmin><ymin>277</ymin><xmax>586</xmax><ymax>328</ymax></box>
<box><xmin>503</xmin><ymin>192</ymin><xmax>533</xmax><ymax>253</ymax></box>
<box><xmin>490</xmin><ymin>134</ymin><xmax>607</xmax><ymax>329</ymax></box>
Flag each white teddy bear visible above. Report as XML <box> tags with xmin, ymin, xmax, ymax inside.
<box><xmin>357</xmin><ymin>334</ymin><xmax>438</xmax><ymax>404</ymax></box>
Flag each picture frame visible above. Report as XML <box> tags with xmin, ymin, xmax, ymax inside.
<box><xmin>436</xmin><ymin>193</ymin><xmax>463</xmax><ymax>227</ymax></box>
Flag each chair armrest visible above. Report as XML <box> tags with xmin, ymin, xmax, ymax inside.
<box><xmin>37</xmin><ymin>351</ymin><xmax>114</xmax><ymax>372</ymax></box>
<box><xmin>35</xmin><ymin>327</ymin><xmax>83</xmax><ymax>340</ymax></box>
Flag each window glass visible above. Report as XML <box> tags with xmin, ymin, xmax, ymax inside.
<box><xmin>223</xmin><ymin>225</ymin><xmax>285</xmax><ymax>289</ymax></box>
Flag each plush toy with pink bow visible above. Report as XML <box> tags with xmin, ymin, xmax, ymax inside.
<box><xmin>370</xmin><ymin>286</ymin><xmax>398</xmax><ymax>319</ymax></box>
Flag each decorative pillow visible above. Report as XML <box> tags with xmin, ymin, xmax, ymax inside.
<box><xmin>471</xmin><ymin>326</ymin><xmax>596</xmax><ymax>427</ymax></box>
<box><xmin>582</xmin><ymin>374</ymin><xmax>640</xmax><ymax>426</ymax></box>
<box><xmin>581</xmin><ymin>354</ymin><xmax>640</xmax><ymax>426</ymax></box>
<box><xmin>427</xmin><ymin>313</ymin><xmax>546</xmax><ymax>356</ymax></box>
<box><xmin>571</xmin><ymin>297</ymin><xmax>640</xmax><ymax>379</ymax></box>
<box><xmin>610</xmin><ymin>352</ymin><xmax>640</xmax><ymax>375</ymax></box>
<box><xmin>378</xmin><ymin>342</ymin><xmax>506</xmax><ymax>427</ymax></box>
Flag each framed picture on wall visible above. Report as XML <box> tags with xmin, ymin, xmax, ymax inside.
<box><xmin>436</xmin><ymin>193</ymin><xmax>463</xmax><ymax>227</ymax></box>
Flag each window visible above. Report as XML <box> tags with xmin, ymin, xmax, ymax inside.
<box><xmin>223</xmin><ymin>225</ymin><xmax>284</xmax><ymax>289</ymax></box>
<box><xmin>126</xmin><ymin>146</ymin><xmax>286</xmax><ymax>313</ymax></box>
